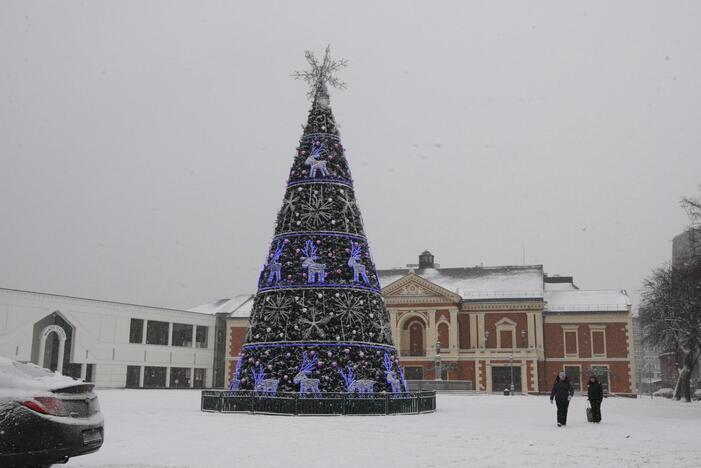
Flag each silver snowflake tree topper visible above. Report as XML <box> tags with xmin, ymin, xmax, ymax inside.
<box><xmin>292</xmin><ymin>45</ymin><xmax>348</xmax><ymax>104</ymax></box>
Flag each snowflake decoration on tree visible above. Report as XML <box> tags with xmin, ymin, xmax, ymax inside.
<box><xmin>298</xmin><ymin>307</ymin><xmax>332</xmax><ymax>339</ymax></box>
<box><xmin>280</xmin><ymin>191</ymin><xmax>300</xmax><ymax>227</ymax></box>
<box><xmin>261</xmin><ymin>294</ymin><xmax>293</xmax><ymax>328</ymax></box>
<box><xmin>338</xmin><ymin>190</ymin><xmax>359</xmax><ymax>231</ymax></box>
<box><xmin>300</xmin><ymin>189</ymin><xmax>333</xmax><ymax>227</ymax></box>
<box><xmin>292</xmin><ymin>45</ymin><xmax>348</xmax><ymax>100</ymax></box>
<box><xmin>333</xmin><ymin>292</ymin><xmax>366</xmax><ymax>326</ymax></box>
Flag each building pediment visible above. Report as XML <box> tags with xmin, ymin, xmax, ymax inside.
<box><xmin>382</xmin><ymin>273</ymin><xmax>461</xmax><ymax>304</ymax></box>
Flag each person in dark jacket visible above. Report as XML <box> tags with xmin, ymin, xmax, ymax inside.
<box><xmin>587</xmin><ymin>375</ymin><xmax>604</xmax><ymax>423</ymax></box>
<box><xmin>550</xmin><ymin>371</ymin><xmax>574</xmax><ymax>427</ymax></box>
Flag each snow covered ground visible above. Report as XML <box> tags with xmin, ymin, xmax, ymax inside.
<box><xmin>70</xmin><ymin>390</ymin><xmax>701</xmax><ymax>468</ymax></box>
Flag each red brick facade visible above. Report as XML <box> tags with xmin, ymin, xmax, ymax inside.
<box><xmin>225</xmin><ymin>272</ymin><xmax>636</xmax><ymax>395</ymax></box>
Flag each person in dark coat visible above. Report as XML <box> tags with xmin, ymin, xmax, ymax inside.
<box><xmin>587</xmin><ymin>375</ymin><xmax>604</xmax><ymax>423</ymax></box>
<box><xmin>550</xmin><ymin>371</ymin><xmax>574</xmax><ymax>426</ymax></box>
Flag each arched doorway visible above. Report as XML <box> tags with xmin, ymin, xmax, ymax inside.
<box><xmin>31</xmin><ymin>311</ymin><xmax>74</xmax><ymax>374</ymax></box>
<box><xmin>407</xmin><ymin>319</ymin><xmax>426</xmax><ymax>356</ymax></box>
<box><xmin>38</xmin><ymin>325</ymin><xmax>67</xmax><ymax>373</ymax></box>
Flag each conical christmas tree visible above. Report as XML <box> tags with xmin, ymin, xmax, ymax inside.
<box><xmin>232</xmin><ymin>48</ymin><xmax>406</xmax><ymax>395</ymax></box>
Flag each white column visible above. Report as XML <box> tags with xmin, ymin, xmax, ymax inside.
<box><xmin>427</xmin><ymin>310</ymin><xmax>437</xmax><ymax>357</ymax></box>
<box><xmin>191</xmin><ymin>326</ymin><xmax>197</xmax><ymax>348</ymax></box>
<box><xmin>477</xmin><ymin>313</ymin><xmax>486</xmax><ymax>348</ymax></box>
<box><xmin>449</xmin><ymin>309</ymin><xmax>458</xmax><ymax>354</ymax></box>
<box><xmin>167</xmin><ymin>323</ymin><xmax>173</xmax><ymax>346</ymax></box>
<box><xmin>190</xmin><ymin>367</ymin><xmax>195</xmax><ymax>388</ymax></box>
<box><xmin>527</xmin><ymin>312</ymin><xmax>536</xmax><ymax>348</ymax></box>
<box><xmin>469</xmin><ymin>314</ymin><xmax>477</xmax><ymax>349</ymax></box>
<box><xmin>165</xmin><ymin>367</ymin><xmax>171</xmax><ymax>388</ymax></box>
<box><xmin>80</xmin><ymin>363</ymin><xmax>87</xmax><ymax>380</ymax></box>
<box><xmin>390</xmin><ymin>310</ymin><xmax>400</xmax><ymax>349</ymax></box>
<box><xmin>535</xmin><ymin>313</ymin><xmax>544</xmax><ymax>350</ymax></box>
<box><xmin>139</xmin><ymin>366</ymin><xmax>145</xmax><ymax>387</ymax></box>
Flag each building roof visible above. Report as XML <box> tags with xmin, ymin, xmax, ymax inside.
<box><xmin>378</xmin><ymin>265</ymin><xmax>545</xmax><ymax>300</ymax></box>
<box><xmin>0</xmin><ymin>287</ymin><xmax>205</xmax><ymax>316</ymax></box>
<box><xmin>187</xmin><ymin>294</ymin><xmax>255</xmax><ymax>317</ymax></box>
<box><xmin>543</xmin><ymin>289</ymin><xmax>630</xmax><ymax>313</ymax></box>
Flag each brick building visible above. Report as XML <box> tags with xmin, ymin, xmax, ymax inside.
<box><xmin>222</xmin><ymin>252</ymin><xmax>637</xmax><ymax>395</ymax></box>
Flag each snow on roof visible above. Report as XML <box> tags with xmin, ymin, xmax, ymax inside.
<box><xmin>188</xmin><ymin>294</ymin><xmax>254</xmax><ymax>316</ymax></box>
<box><xmin>544</xmin><ymin>289</ymin><xmax>631</xmax><ymax>313</ymax></box>
<box><xmin>379</xmin><ymin>265</ymin><xmax>545</xmax><ymax>300</ymax></box>
<box><xmin>544</xmin><ymin>281</ymin><xmax>578</xmax><ymax>291</ymax></box>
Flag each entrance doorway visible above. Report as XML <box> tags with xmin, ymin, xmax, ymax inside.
<box><xmin>491</xmin><ymin>366</ymin><xmax>522</xmax><ymax>392</ymax></box>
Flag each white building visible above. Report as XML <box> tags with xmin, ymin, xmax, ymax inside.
<box><xmin>0</xmin><ymin>287</ymin><xmax>217</xmax><ymax>388</ymax></box>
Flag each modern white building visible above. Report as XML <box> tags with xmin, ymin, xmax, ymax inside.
<box><xmin>0</xmin><ymin>287</ymin><xmax>218</xmax><ymax>388</ymax></box>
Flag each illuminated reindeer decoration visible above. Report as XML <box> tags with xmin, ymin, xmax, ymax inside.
<box><xmin>383</xmin><ymin>353</ymin><xmax>402</xmax><ymax>394</ymax></box>
<box><xmin>228</xmin><ymin>356</ymin><xmax>243</xmax><ymax>391</ymax></box>
<box><xmin>338</xmin><ymin>366</ymin><xmax>375</xmax><ymax>395</ymax></box>
<box><xmin>252</xmin><ymin>364</ymin><xmax>280</xmax><ymax>395</ymax></box>
<box><xmin>305</xmin><ymin>142</ymin><xmax>329</xmax><ymax>178</ymax></box>
<box><xmin>348</xmin><ymin>242</ymin><xmax>369</xmax><ymax>284</ymax></box>
<box><xmin>293</xmin><ymin>352</ymin><xmax>321</xmax><ymax>397</ymax></box>
<box><xmin>266</xmin><ymin>241</ymin><xmax>284</xmax><ymax>284</ymax></box>
<box><xmin>301</xmin><ymin>240</ymin><xmax>326</xmax><ymax>283</ymax></box>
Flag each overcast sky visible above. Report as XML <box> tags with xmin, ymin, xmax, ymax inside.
<box><xmin>1</xmin><ymin>1</ymin><xmax>700</xmax><ymax>310</ymax></box>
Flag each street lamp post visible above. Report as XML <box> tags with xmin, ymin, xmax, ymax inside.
<box><xmin>509</xmin><ymin>352</ymin><xmax>514</xmax><ymax>395</ymax></box>
<box><xmin>484</xmin><ymin>331</ymin><xmax>490</xmax><ymax>392</ymax></box>
<box><xmin>435</xmin><ymin>339</ymin><xmax>442</xmax><ymax>381</ymax></box>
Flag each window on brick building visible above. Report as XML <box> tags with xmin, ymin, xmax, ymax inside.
<box><xmin>591</xmin><ymin>329</ymin><xmax>606</xmax><ymax>357</ymax></box>
<box><xmin>500</xmin><ymin>330</ymin><xmax>513</xmax><ymax>349</ymax></box>
<box><xmin>564</xmin><ymin>330</ymin><xmax>578</xmax><ymax>356</ymax></box>
<box><xmin>564</xmin><ymin>365</ymin><xmax>581</xmax><ymax>392</ymax></box>
<box><xmin>438</xmin><ymin>322</ymin><xmax>449</xmax><ymax>350</ymax></box>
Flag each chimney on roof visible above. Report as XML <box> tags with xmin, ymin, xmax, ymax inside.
<box><xmin>419</xmin><ymin>250</ymin><xmax>435</xmax><ymax>269</ymax></box>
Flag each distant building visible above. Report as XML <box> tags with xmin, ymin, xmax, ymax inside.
<box><xmin>0</xmin><ymin>288</ymin><xmax>220</xmax><ymax>388</ymax></box>
<box><xmin>223</xmin><ymin>251</ymin><xmax>637</xmax><ymax>395</ymax></box>
<box><xmin>672</xmin><ymin>227</ymin><xmax>701</xmax><ymax>267</ymax></box>
<box><xmin>632</xmin><ymin>315</ymin><xmax>661</xmax><ymax>393</ymax></box>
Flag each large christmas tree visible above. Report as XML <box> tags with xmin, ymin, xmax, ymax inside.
<box><xmin>232</xmin><ymin>48</ymin><xmax>407</xmax><ymax>395</ymax></box>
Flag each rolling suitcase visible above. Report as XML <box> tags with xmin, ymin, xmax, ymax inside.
<box><xmin>586</xmin><ymin>401</ymin><xmax>593</xmax><ymax>423</ymax></box>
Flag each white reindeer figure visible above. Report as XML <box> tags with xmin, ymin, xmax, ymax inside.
<box><xmin>294</xmin><ymin>352</ymin><xmax>321</xmax><ymax>397</ymax></box>
<box><xmin>301</xmin><ymin>240</ymin><xmax>326</xmax><ymax>283</ymax></box>
<box><xmin>383</xmin><ymin>353</ymin><xmax>402</xmax><ymax>394</ymax></box>
<box><xmin>266</xmin><ymin>241</ymin><xmax>284</xmax><ymax>284</ymax></box>
<box><xmin>347</xmin><ymin>242</ymin><xmax>369</xmax><ymax>284</ymax></box>
<box><xmin>252</xmin><ymin>364</ymin><xmax>280</xmax><ymax>395</ymax></box>
<box><xmin>305</xmin><ymin>143</ymin><xmax>329</xmax><ymax>177</ymax></box>
<box><xmin>339</xmin><ymin>366</ymin><xmax>375</xmax><ymax>395</ymax></box>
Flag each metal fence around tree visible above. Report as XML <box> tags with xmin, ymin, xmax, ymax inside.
<box><xmin>201</xmin><ymin>390</ymin><xmax>436</xmax><ymax>416</ymax></box>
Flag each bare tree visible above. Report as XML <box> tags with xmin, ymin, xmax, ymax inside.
<box><xmin>680</xmin><ymin>185</ymin><xmax>701</xmax><ymax>225</ymax></box>
<box><xmin>639</xmin><ymin>187</ymin><xmax>701</xmax><ymax>401</ymax></box>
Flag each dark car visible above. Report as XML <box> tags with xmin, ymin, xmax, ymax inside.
<box><xmin>0</xmin><ymin>358</ymin><xmax>104</xmax><ymax>467</ymax></box>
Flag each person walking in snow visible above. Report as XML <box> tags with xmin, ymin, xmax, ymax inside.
<box><xmin>550</xmin><ymin>371</ymin><xmax>574</xmax><ymax>427</ymax></box>
<box><xmin>587</xmin><ymin>375</ymin><xmax>604</xmax><ymax>423</ymax></box>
